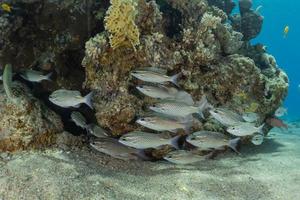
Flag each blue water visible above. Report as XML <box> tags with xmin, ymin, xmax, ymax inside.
<box><xmin>239</xmin><ymin>0</ymin><xmax>300</xmax><ymax>120</ymax></box>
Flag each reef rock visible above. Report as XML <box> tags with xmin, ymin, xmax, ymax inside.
<box><xmin>82</xmin><ymin>0</ymin><xmax>288</xmax><ymax>138</ymax></box>
<box><xmin>0</xmin><ymin>82</ymin><xmax>63</xmax><ymax>151</ymax></box>
<box><xmin>230</xmin><ymin>0</ymin><xmax>263</xmax><ymax>41</ymax></box>
<box><xmin>207</xmin><ymin>0</ymin><xmax>236</xmax><ymax>15</ymax></box>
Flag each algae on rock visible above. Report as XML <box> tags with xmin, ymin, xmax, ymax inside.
<box><xmin>82</xmin><ymin>0</ymin><xmax>288</xmax><ymax>140</ymax></box>
<box><xmin>0</xmin><ymin>82</ymin><xmax>63</xmax><ymax>151</ymax></box>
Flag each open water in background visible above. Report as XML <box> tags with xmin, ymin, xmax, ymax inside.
<box><xmin>237</xmin><ymin>0</ymin><xmax>300</xmax><ymax>121</ymax></box>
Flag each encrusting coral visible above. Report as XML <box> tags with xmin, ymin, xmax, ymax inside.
<box><xmin>83</xmin><ymin>0</ymin><xmax>288</xmax><ymax>142</ymax></box>
<box><xmin>0</xmin><ymin>0</ymin><xmax>289</xmax><ymax>157</ymax></box>
<box><xmin>0</xmin><ymin>82</ymin><xmax>63</xmax><ymax>151</ymax></box>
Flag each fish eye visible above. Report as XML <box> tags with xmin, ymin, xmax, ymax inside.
<box><xmin>152</xmin><ymin>104</ymin><xmax>156</xmax><ymax>108</ymax></box>
<box><xmin>139</xmin><ymin>86</ymin><xmax>144</xmax><ymax>88</ymax></box>
<box><xmin>140</xmin><ymin>118</ymin><xmax>145</xmax><ymax>121</ymax></box>
<box><xmin>190</xmin><ymin>137</ymin><xmax>196</xmax><ymax>140</ymax></box>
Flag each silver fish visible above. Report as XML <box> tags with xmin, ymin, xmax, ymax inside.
<box><xmin>131</xmin><ymin>70</ymin><xmax>180</xmax><ymax>86</ymax></box>
<box><xmin>90</xmin><ymin>138</ymin><xmax>143</xmax><ymax>160</ymax></box>
<box><xmin>136</xmin><ymin>85</ymin><xmax>178</xmax><ymax>99</ymax></box>
<box><xmin>136</xmin><ymin>85</ymin><xmax>194</xmax><ymax>105</ymax></box>
<box><xmin>49</xmin><ymin>89</ymin><xmax>93</xmax><ymax>109</ymax></box>
<box><xmin>251</xmin><ymin>133</ymin><xmax>264</xmax><ymax>145</ymax></box>
<box><xmin>119</xmin><ymin>131</ymin><xmax>180</xmax><ymax>149</ymax></box>
<box><xmin>0</xmin><ymin>75</ymin><xmax>2</xmax><ymax>81</ymax></box>
<box><xmin>70</xmin><ymin>111</ymin><xmax>87</xmax><ymax>129</ymax></box>
<box><xmin>3</xmin><ymin>64</ymin><xmax>17</xmax><ymax>104</ymax></box>
<box><xmin>20</xmin><ymin>69</ymin><xmax>52</xmax><ymax>82</ymax></box>
<box><xmin>136</xmin><ymin>116</ymin><xmax>192</xmax><ymax>132</ymax></box>
<box><xmin>163</xmin><ymin>150</ymin><xmax>209</xmax><ymax>165</ymax></box>
<box><xmin>136</xmin><ymin>67</ymin><xmax>167</xmax><ymax>74</ymax></box>
<box><xmin>150</xmin><ymin>95</ymin><xmax>211</xmax><ymax>118</ymax></box>
<box><xmin>227</xmin><ymin>122</ymin><xmax>264</xmax><ymax>136</ymax></box>
<box><xmin>87</xmin><ymin>124</ymin><xmax>108</xmax><ymax>138</ymax></box>
<box><xmin>209</xmin><ymin>108</ymin><xmax>243</xmax><ymax>127</ymax></box>
<box><xmin>242</xmin><ymin>112</ymin><xmax>259</xmax><ymax>123</ymax></box>
<box><xmin>275</xmin><ymin>107</ymin><xmax>288</xmax><ymax>117</ymax></box>
<box><xmin>186</xmin><ymin>131</ymin><xmax>240</xmax><ymax>152</ymax></box>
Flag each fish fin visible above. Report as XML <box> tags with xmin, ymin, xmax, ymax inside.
<box><xmin>134</xmin><ymin>150</ymin><xmax>151</xmax><ymax>161</ymax></box>
<box><xmin>85</xmin><ymin>124</ymin><xmax>93</xmax><ymax>133</ymax></box>
<box><xmin>195</xmin><ymin>95</ymin><xmax>211</xmax><ymax>119</ymax></box>
<box><xmin>181</xmin><ymin>115</ymin><xmax>193</xmax><ymax>133</ymax></box>
<box><xmin>20</xmin><ymin>74</ymin><xmax>28</xmax><ymax>81</ymax></box>
<box><xmin>170</xmin><ymin>135</ymin><xmax>181</xmax><ymax>149</ymax></box>
<box><xmin>74</xmin><ymin>104</ymin><xmax>81</xmax><ymax>108</ymax></box>
<box><xmin>175</xmin><ymin>91</ymin><xmax>194</xmax><ymax>105</ymax></box>
<box><xmin>84</xmin><ymin>91</ymin><xmax>94</xmax><ymax>109</ymax></box>
<box><xmin>45</xmin><ymin>72</ymin><xmax>53</xmax><ymax>81</ymax></box>
<box><xmin>198</xmin><ymin>112</ymin><xmax>205</xmax><ymax>119</ymax></box>
<box><xmin>170</xmin><ymin>129</ymin><xmax>178</xmax><ymax>133</ymax></box>
<box><xmin>228</xmin><ymin>137</ymin><xmax>241</xmax><ymax>155</ymax></box>
<box><xmin>258</xmin><ymin>123</ymin><xmax>265</xmax><ymax>134</ymax></box>
<box><xmin>204</xmin><ymin>151</ymin><xmax>216</xmax><ymax>159</ymax></box>
<box><xmin>170</xmin><ymin>72</ymin><xmax>181</xmax><ymax>87</ymax></box>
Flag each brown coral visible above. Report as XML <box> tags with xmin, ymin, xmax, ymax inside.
<box><xmin>83</xmin><ymin>0</ymin><xmax>288</xmax><ymax>140</ymax></box>
<box><xmin>0</xmin><ymin>82</ymin><xmax>63</xmax><ymax>151</ymax></box>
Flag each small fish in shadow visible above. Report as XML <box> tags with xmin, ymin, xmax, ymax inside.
<box><xmin>266</xmin><ymin>117</ymin><xmax>288</xmax><ymax>129</ymax></box>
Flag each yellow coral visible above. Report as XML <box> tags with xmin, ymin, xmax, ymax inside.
<box><xmin>104</xmin><ymin>0</ymin><xmax>140</xmax><ymax>50</ymax></box>
<box><xmin>235</xmin><ymin>91</ymin><xmax>248</xmax><ymax>101</ymax></box>
<box><xmin>245</xmin><ymin>102</ymin><xmax>259</xmax><ymax>113</ymax></box>
<box><xmin>233</xmin><ymin>91</ymin><xmax>260</xmax><ymax>113</ymax></box>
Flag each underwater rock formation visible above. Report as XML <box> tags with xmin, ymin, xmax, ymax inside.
<box><xmin>0</xmin><ymin>0</ymin><xmax>289</xmax><ymax>158</ymax></box>
<box><xmin>83</xmin><ymin>0</ymin><xmax>288</xmax><ymax>140</ymax></box>
<box><xmin>230</xmin><ymin>0</ymin><xmax>263</xmax><ymax>41</ymax></box>
<box><xmin>0</xmin><ymin>0</ymin><xmax>102</xmax><ymax>90</ymax></box>
<box><xmin>207</xmin><ymin>0</ymin><xmax>236</xmax><ymax>15</ymax></box>
<box><xmin>0</xmin><ymin>81</ymin><xmax>63</xmax><ymax>151</ymax></box>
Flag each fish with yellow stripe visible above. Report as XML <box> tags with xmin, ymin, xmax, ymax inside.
<box><xmin>1</xmin><ymin>3</ymin><xmax>12</xmax><ymax>12</ymax></box>
<box><xmin>283</xmin><ymin>25</ymin><xmax>289</xmax><ymax>38</ymax></box>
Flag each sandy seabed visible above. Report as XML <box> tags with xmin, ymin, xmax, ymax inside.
<box><xmin>0</xmin><ymin>122</ymin><xmax>299</xmax><ymax>200</ymax></box>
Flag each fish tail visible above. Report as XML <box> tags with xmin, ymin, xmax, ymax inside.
<box><xmin>134</xmin><ymin>150</ymin><xmax>151</xmax><ymax>161</ymax></box>
<box><xmin>84</xmin><ymin>91</ymin><xmax>94</xmax><ymax>109</ymax></box>
<box><xmin>196</xmin><ymin>95</ymin><xmax>212</xmax><ymax>119</ymax></box>
<box><xmin>175</xmin><ymin>91</ymin><xmax>194</xmax><ymax>105</ymax></box>
<box><xmin>46</xmin><ymin>72</ymin><xmax>53</xmax><ymax>81</ymax></box>
<box><xmin>181</xmin><ymin>115</ymin><xmax>193</xmax><ymax>133</ymax></box>
<box><xmin>85</xmin><ymin>123</ymin><xmax>92</xmax><ymax>132</ymax></box>
<box><xmin>171</xmin><ymin>72</ymin><xmax>181</xmax><ymax>87</ymax></box>
<box><xmin>258</xmin><ymin>123</ymin><xmax>265</xmax><ymax>134</ymax></box>
<box><xmin>228</xmin><ymin>137</ymin><xmax>241</xmax><ymax>154</ymax></box>
<box><xmin>3</xmin><ymin>64</ymin><xmax>17</xmax><ymax>104</ymax></box>
<box><xmin>170</xmin><ymin>135</ymin><xmax>181</xmax><ymax>149</ymax></box>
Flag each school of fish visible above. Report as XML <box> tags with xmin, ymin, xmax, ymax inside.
<box><xmin>0</xmin><ymin>65</ymin><xmax>288</xmax><ymax>165</ymax></box>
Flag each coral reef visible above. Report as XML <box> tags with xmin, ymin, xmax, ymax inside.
<box><xmin>230</xmin><ymin>0</ymin><xmax>263</xmax><ymax>41</ymax></box>
<box><xmin>0</xmin><ymin>0</ymin><xmax>289</xmax><ymax>158</ymax></box>
<box><xmin>82</xmin><ymin>0</ymin><xmax>288</xmax><ymax>141</ymax></box>
<box><xmin>0</xmin><ymin>82</ymin><xmax>63</xmax><ymax>151</ymax></box>
<box><xmin>104</xmin><ymin>0</ymin><xmax>140</xmax><ymax>49</ymax></box>
<box><xmin>207</xmin><ymin>0</ymin><xmax>236</xmax><ymax>15</ymax></box>
<box><xmin>0</xmin><ymin>0</ymin><xmax>102</xmax><ymax>90</ymax></box>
